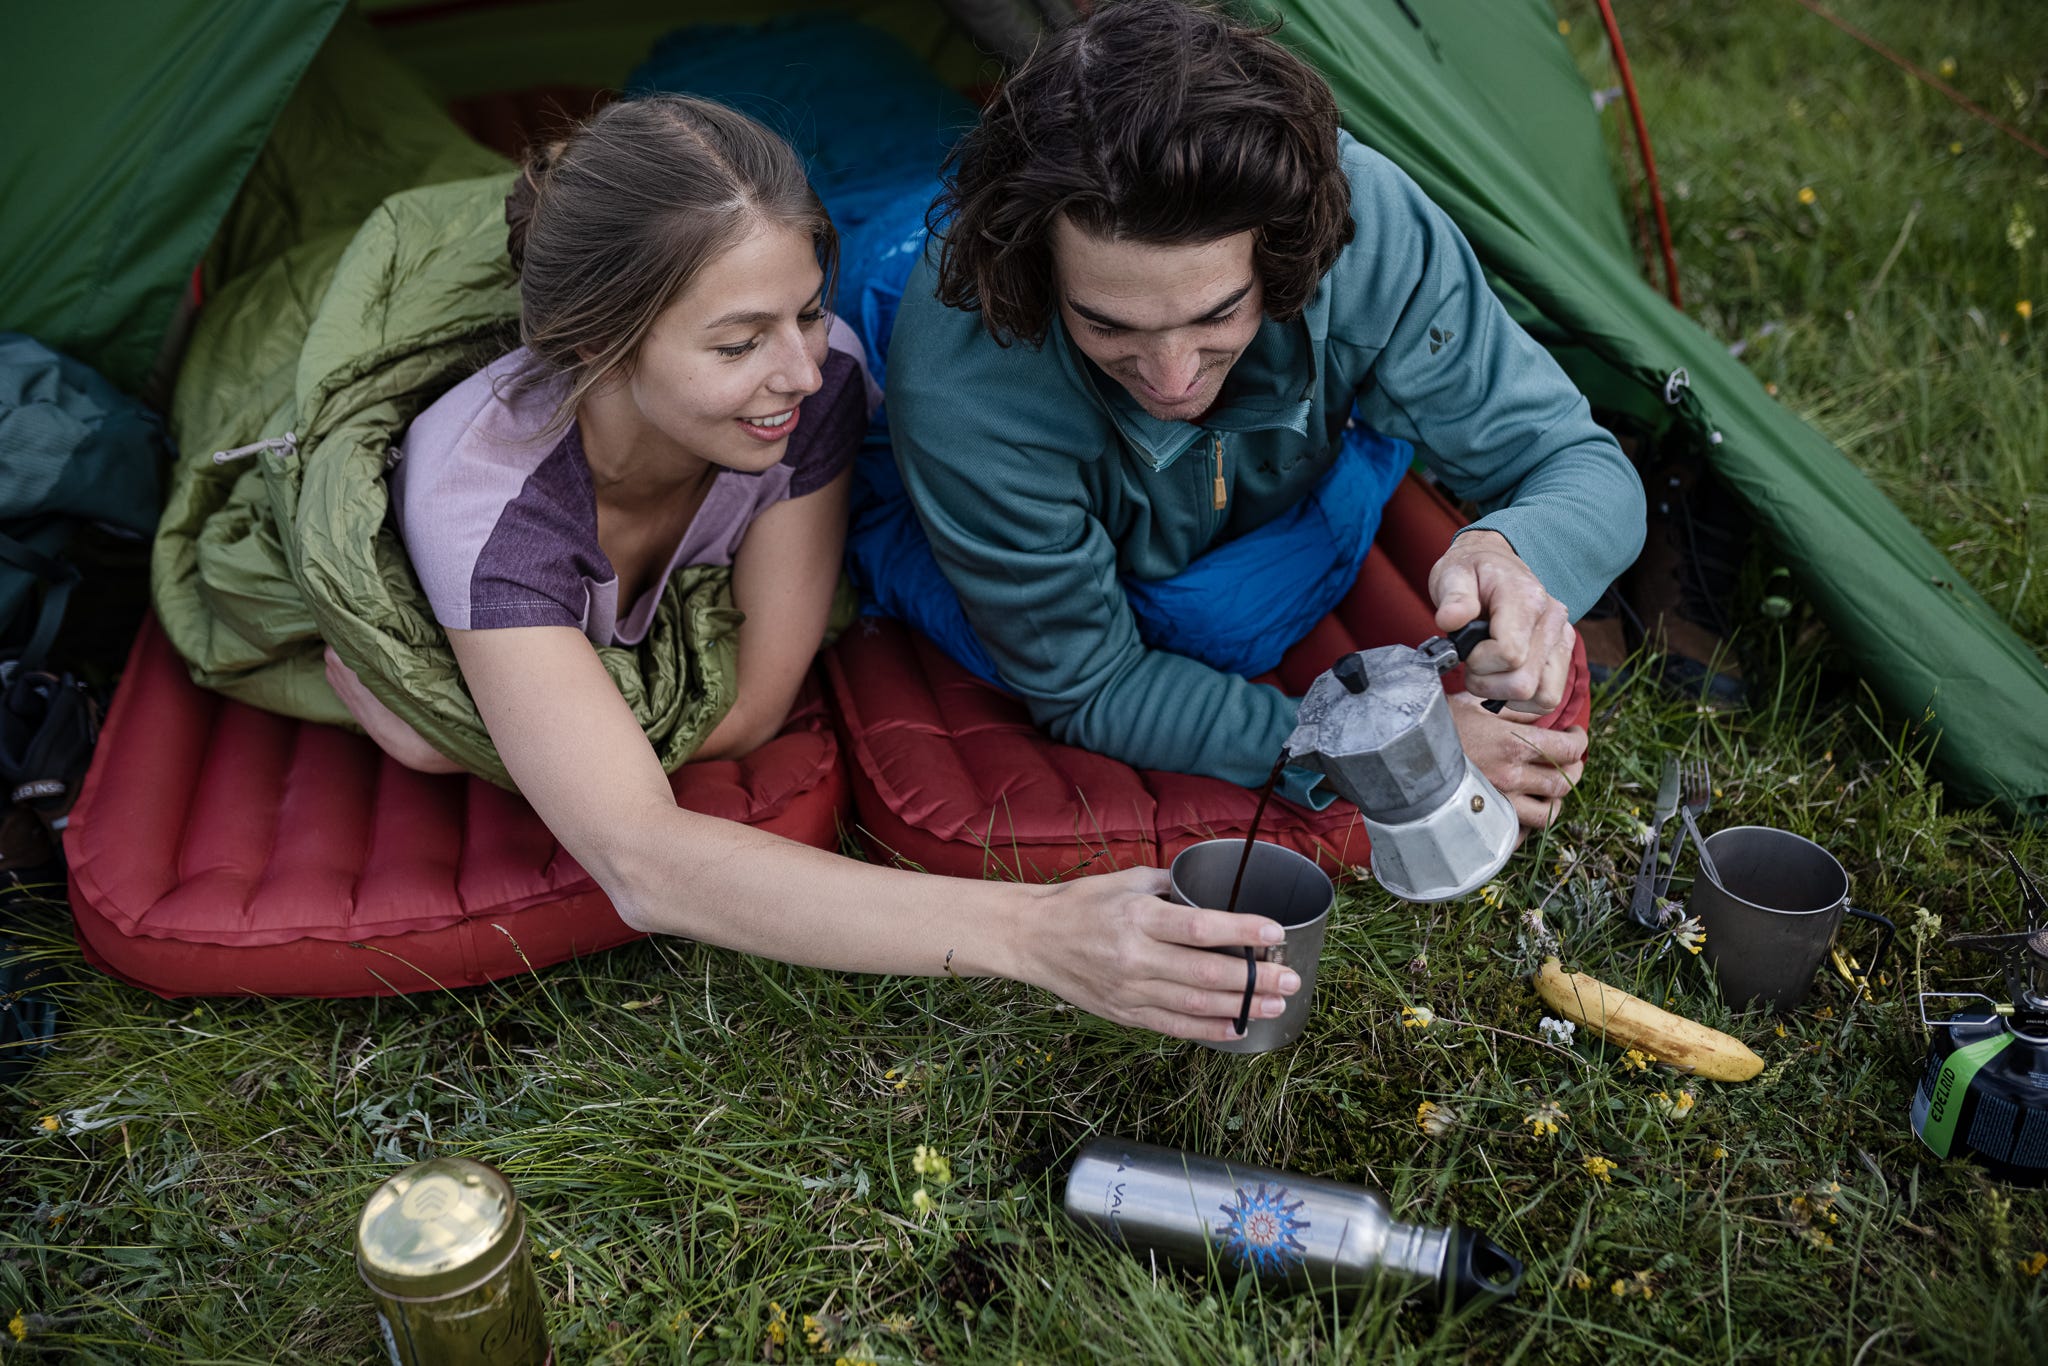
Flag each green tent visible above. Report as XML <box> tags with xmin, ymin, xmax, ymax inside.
<box><xmin>3</xmin><ymin>0</ymin><xmax>2043</xmax><ymax>817</ymax></box>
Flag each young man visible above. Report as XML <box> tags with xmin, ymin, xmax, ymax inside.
<box><xmin>883</xmin><ymin>0</ymin><xmax>1644</xmax><ymax>828</ymax></box>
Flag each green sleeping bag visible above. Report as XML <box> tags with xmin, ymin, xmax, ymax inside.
<box><xmin>151</xmin><ymin>23</ymin><xmax>743</xmax><ymax>789</ymax></box>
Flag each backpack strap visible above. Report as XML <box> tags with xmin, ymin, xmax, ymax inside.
<box><xmin>0</xmin><ymin>532</ymin><xmax>79</xmax><ymax>673</ymax></box>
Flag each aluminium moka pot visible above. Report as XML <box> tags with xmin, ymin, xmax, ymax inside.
<box><xmin>1063</xmin><ymin>1139</ymin><xmax>1524</xmax><ymax>1308</ymax></box>
<box><xmin>1283</xmin><ymin>622</ymin><xmax>1517</xmax><ymax>902</ymax></box>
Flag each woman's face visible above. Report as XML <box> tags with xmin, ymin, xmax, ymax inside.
<box><xmin>619</xmin><ymin>222</ymin><xmax>831</xmax><ymax>473</ymax></box>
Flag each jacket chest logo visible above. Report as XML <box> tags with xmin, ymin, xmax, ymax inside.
<box><xmin>1429</xmin><ymin>325</ymin><xmax>1455</xmax><ymax>355</ymax></box>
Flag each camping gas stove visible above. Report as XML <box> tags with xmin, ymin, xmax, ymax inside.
<box><xmin>1910</xmin><ymin>850</ymin><xmax>2048</xmax><ymax>1185</ymax></box>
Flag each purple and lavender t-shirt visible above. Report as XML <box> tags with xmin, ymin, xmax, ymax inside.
<box><xmin>394</xmin><ymin>319</ymin><xmax>873</xmax><ymax>648</ymax></box>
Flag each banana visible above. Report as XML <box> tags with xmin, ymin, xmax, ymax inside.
<box><xmin>1533</xmin><ymin>957</ymin><xmax>1764</xmax><ymax>1082</ymax></box>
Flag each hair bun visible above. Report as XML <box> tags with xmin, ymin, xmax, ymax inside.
<box><xmin>505</xmin><ymin>139</ymin><xmax>568</xmax><ymax>274</ymax></box>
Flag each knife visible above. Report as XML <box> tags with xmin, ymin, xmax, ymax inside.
<box><xmin>1628</xmin><ymin>758</ymin><xmax>1680</xmax><ymax>927</ymax></box>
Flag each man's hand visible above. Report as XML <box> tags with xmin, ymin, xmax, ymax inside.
<box><xmin>1429</xmin><ymin>528</ymin><xmax>1572</xmax><ymax>714</ymax></box>
<box><xmin>1447</xmin><ymin>692</ymin><xmax>1585</xmax><ymax>833</ymax></box>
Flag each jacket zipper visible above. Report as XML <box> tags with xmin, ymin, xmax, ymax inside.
<box><xmin>1210</xmin><ymin>433</ymin><xmax>1227</xmax><ymax>513</ymax></box>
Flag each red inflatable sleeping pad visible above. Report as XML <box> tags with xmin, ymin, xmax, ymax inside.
<box><xmin>826</xmin><ymin>474</ymin><xmax>1591</xmax><ymax>879</ymax></box>
<box><xmin>64</xmin><ymin>616</ymin><xmax>851</xmax><ymax>998</ymax></box>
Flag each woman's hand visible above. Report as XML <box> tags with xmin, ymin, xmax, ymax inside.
<box><xmin>1447</xmin><ymin>690</ymin><xmax>1585</xmax><ymax>833</ymax></box>
<box><xmin>1008</xmin><ymin>866</ymin><xmax>1301</xmax><ymax>1042</ymax></box>
<box><xmin>323</xmin><ymin>646</ymin><xmax>462</xmax><ymax>774</ymax></box>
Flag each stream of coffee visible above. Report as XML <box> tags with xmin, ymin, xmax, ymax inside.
<box><xmin>1223</xmin><ymin>751</ymin><xmax>1293</xmax><ymax>1035</ymax></box>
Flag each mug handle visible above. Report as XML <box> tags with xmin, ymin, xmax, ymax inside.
<box><xmin>1829</xmin><ymin>904</ymin><xmax>1896</xmax><ymax>997</ymax></box>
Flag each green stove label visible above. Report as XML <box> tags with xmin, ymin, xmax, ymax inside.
<box><xmin>1917</xmin><ymin>1033</ymin><xmax>2015</xmax><ymax>1158</ymax></box>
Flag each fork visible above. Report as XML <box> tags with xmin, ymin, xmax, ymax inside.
<box><xmin>1628</xmin><ymin>757</ymin><xmax>1681</xmax><ymax>927</ymax></box>
<box><xmin>1660</xmin><ymin>758</ymin><xmax>1720</xmax><ymax>895</ymax></box>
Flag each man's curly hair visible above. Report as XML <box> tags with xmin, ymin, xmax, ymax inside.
<box><xmin>932</xmin><ymin>0</ymin><xmax>1354</xmax><ymax>347</ymax></box>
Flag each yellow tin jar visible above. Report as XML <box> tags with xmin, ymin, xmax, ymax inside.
<box><xmin>356</xmin><ymin>1157</ymin><xmax>551</xmax><ymax>1366</ymax></box>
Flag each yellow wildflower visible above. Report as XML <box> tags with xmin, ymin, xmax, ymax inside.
<box><xmin>1582</xmin><ymin>1155</ymin><xmax>1619</xmax><ymax>1185</ymax></box>
<box><xmin>1524</xmin><ymin>1101</ymin><xmax>1565</xmax><ymax>1139</ymax></box>
<box><xmin>1797</xmin><ymin>186</ymin><xmax>1818</xmax><ymax>206</ymax></box>
<box><xmin>1557</xmin><ymin>18</ymin><xmax>1570</xmax><ymax>35</ymax></box>
<box><xmin>2019</xmin><ymin>300</ymin><xmax>2034</xmax><ymax>322</ymax></box>
<box><xmin>1620</xmin><ymin>1048</ymin><xmax>1653</xmax><ymax>1072</ymax></box>
<box><xmin>912</xmin><ymin>1144</ymin><xmax>952</xmax><ymax>1184</ymax></box>
<box><xmin>1671</xmin><ymin>917</ymin><xmax>1705</xmax><ymax>956</ymax></box>
<box><xmin>1710</xmin><ymin>1145</ymin><xmax>1729</xmax><ymax>1160</ymax></box>
<box><xmin>1401</xmin><ymin>1004</ymin><xmax>1436</xmax><ymax>1029</ymax></box>
<box><xmin>1775</xmin><ymin>1023</ymin><xmax>1788</xmax><ymax>1038</ymax></box>
<box><xmin>837</xmin><ymin>1355</ymin><xmax>879</xmax><ymax>1366</ymax></box>
<box><xmin>37</xmin><ymin>1115</ymin><xmax>57</xmax><ymax>1132</ymax></box>
<box><xmin>766</xmin><ymin>1302</ymin><xmax>789</xmax><ymax>1347</ymax></box>
<box><xmin>8</xmin><ymin>1313</ymin><xmax>24</xmax><ymax>1342</ymax></box>
<box><xmin>1565</xmin><ymin>1268</ymin><xmax>1592</xmax><ymax>1291</ymax></box>
<box><xmin>1478</xmin><ymin>881</ymin><xmax>1506</xmax><ymax>910</ymax></box>
<box><xmin>804</xmin><ymin>1313</ymin><xmax>830</xmax><ymax>1349</ymax></box>
<box><xmin>911</xmin><ymin>1187</ymin><xmax>935</xmax><ymax>1216</ymax></box>
<box><xmin>1937</xmin><ymin>56</ymin><xmax>1957</xmax><ymax>79</ymax></box>
<box><xmin>1950</xmin><ymin>140</ymin><xmax>1964</xmax><ymax>155</ymax></box>
<box><xmin>2020</xmin><ymin>1251</ymin><xmax>2046</xmax><ymax>1277</ymax></box>
<box><xmin>1611</xmin><ymin>1270</ymin><xmax>1656</xmax><ymax>1299</ymax></box>
<box><xmin>1653</xmin><ymin>1089</ymin><xmax>1697</xmax><ymax>1119</ymax></box>
<box><xmin>878</xmin><ymin>1314</ymin><xmax>916</xmax><ymax>1334</ymax></box>
<box><xmin>1417</xmin><ymin>1100</ymin><xmax>1460</xmax><ymax>1138</ymax></box>
<box><xmin>547</xmin><ymin>1247</ymin><xmax>562</xmax><ymax>1261</ymax></box>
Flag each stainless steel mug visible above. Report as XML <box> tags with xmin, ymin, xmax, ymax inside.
<box><xmin>1690</xmin><ymin>825</ymin><xmax>1894</xmax><ymax>1013</ymax></box>
<box><xmin>1063</xmin><ymin>1138</ymin><xmax>1523</xmax><ymax>1306</ymax></box>
<box><xmin>1168</xmin><ymin>839</ymin><xmax>1335</xmax><ymax>1054</ymax></box>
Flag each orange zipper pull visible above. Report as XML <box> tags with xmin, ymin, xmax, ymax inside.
<box><xmin>1211</xmin><ymin>434</ymin><xmax>1227</xmax><ymax>511</ymax></box>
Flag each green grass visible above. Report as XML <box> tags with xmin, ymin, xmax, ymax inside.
<box><xmin>3</xmin><ymin>2</ymin><xmax>2046</xmax><ymax>1361</ymax></box>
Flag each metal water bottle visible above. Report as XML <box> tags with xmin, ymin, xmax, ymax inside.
<box><xmin>1063</xmin><ymin>1139</ymin><xmax>1523</xmax><ymax>1307</ymax></box>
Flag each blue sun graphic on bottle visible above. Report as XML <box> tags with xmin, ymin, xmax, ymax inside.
<box><xmin>1215</xmin><ymin>1182</ymin><xmax>1311</xmax><ymax>1274</ymax></box>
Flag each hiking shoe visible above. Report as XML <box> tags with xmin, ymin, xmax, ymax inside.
<box><xmin>0</xmin><ymin>658</ymin><xmax>102</xmax><ymax>834</ymax></box>
<box><xmin>1624</xmin><ymin>457</ymin><xmax>1749</xmax><ymax>707</ymax></box>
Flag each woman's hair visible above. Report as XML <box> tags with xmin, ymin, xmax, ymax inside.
<box><xmin>933</xmin><ymin>0</ymin><xmax>1354</xmax><ymax>347</ymax></box>
<box><xmin>504</xmin><ymin>94</ymin><xmax>838</xmax><ymax>423</ymax></box>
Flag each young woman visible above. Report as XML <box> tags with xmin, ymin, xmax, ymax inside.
<box><xmin>323</xmin><ymin>95</ymin><xmax>1296</xmax><ymax>1043</ymax></box>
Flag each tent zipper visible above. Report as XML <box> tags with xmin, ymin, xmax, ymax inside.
<box><xmin>212</xmin><ymin>432</ymin><xmax>298</xmax><ymax>466</ymax></box>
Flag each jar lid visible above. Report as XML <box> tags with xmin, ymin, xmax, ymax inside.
<box><xmin>357</xmin><ymin>1157</ymin><xmax>524</xmax><ymax>1298</ymax></box>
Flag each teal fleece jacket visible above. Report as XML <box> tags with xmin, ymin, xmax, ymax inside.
<box><xmin>887</xmin><ymin>133</ymin><xmax>1646</xmax><ymax>792</ymax></box>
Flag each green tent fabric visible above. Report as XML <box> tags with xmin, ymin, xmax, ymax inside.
<box><xmin>3</xmin><ymin>0</ymin><xmax>2041</xmax><ymax>815</ymax></box>
<box><xmin>149</xmin><ymin>29</ymin><xmax>744</xmax><ymax>787</ymax></box>
<box><xmin>1269</xmin><ymin>0</ymin><xmax>2048</xmax><ymax>818</ymax></box>
<box><xmin>0</xmin><ymin>0</ymin><xmax>346</xmax><ymax>397</ymax></box>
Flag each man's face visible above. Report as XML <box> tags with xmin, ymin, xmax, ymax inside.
<box><xmin>1051</xmin><ymin>217</ymin><xmax>1264</xmax><ymax>423</ymax></box>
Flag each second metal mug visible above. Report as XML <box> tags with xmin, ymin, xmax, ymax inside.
<box><xmin>1168</xmin><ymin>839</ymin><xmax>1336</xmax><ymax>1054</ymax></box>
<box><xmin>1689</xmin><ymin>825</ymin><xmax>1894</xmax><ymax>1013</ymax></box>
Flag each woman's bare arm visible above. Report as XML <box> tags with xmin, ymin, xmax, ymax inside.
<box><xmin>447</xmin><ymin>622</ymin><xmax>1301</xmax><ymax>1041</ymax></box>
